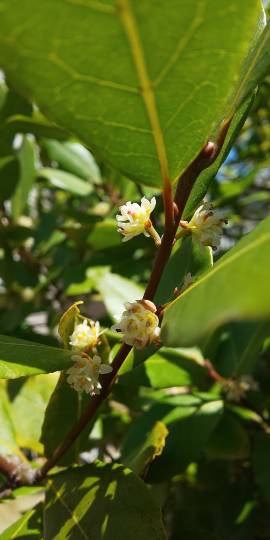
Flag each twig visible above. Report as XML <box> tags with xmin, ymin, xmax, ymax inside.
<box><xmin>0</xmin><ymin>455</ymin><xmax>17</xmax><ymax>486</ymax></box>
<box><xmin>34</xmin><ymin>117</ymin><xmax>232</xmax><ymax>484</ymax></box>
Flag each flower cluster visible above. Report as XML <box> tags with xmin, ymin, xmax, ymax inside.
<box><xmin>69</xmin><ymin>318</ymin><xmax>100</xmax><ymax>351</ymax></box>
<box><xmin>112</xmin><ymin>299</ymin><xmax>160</xmax><ymax>349</ymax></box>
<box><xmin>179</xmin><ymin>202</ymin><xmax>227</xmax><ymax>249</ymax></box>
<box><xmin>116</xmin><ymin>197</ymin><xmax>160</xmax><ymax>245</ymax></box>
<box><xmin>223</xmin><ymin>375</ymin><xmax>259</xmax><ymax>402</ymax></box>
<box><xmin>67</xmin><ymin>353</ymin><xmax>112</xmax><ymax>395</ymax></box>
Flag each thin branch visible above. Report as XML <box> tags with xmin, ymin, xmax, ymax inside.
<box><xmin>34</xmin><ymin>116</ymin><xmax>232</xmax><ymax>484</ymax></box>
<box><xmin>0</xmin><ymin>455</ymin><xmax>17</xmax><ymax>486</ymax></box>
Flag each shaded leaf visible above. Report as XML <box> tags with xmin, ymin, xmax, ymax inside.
<box><xmin>42</xmin><ymin>139</ymin><xmax>101</xmax><ymax>183</ymax></box>
<box><xmin>44</xmin><ymin>462</ymin><xmax>166</xmax><ymax>540</ymax></box>
<box><xmin>12</xmin><ymin>136</ymin><xmax>37</xmax><ymax>219</ymax></box>
<box><xmin>123</xmin><ymin>421</ymin><xmax>168</xmax><ymax>475</ymax></box>
<box><xmin>0</xmin><ymin>505</ymin><xmax>43</xmax><ymax>540</ymax></box>
<box><xmin>206</xmin><ymin>412</ymin><xmax>250</xmax><ymax>460</ymax></box>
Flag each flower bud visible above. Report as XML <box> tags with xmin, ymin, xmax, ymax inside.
<box><xmin>112</xmin><ymin>300</ymin><xmax>160</xmax><ymax>349</ymax></box>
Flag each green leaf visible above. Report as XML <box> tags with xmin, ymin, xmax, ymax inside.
<box><xmin>0</xmin><ymin>384</ymin><xmax>18</xmax><ymax>455</ymax></box>
<box><xmin>122</xmin><ymin>397</ymin><xmax>223</xmax><ymax>481</ymax></box>
<box><xmin>123</xmin><ymin>421</ymin><xmax>168</xmax><ymax>476</ymax></box>
<box><xmin>183</xmin><ymin>94</ymin><xmax>254</xmax><ymax>218</ymax></box>
<box><xmin>41</xmin><ymin>139</ymin><xmax>101</xmax><ymax>183</ymax></box>
<box><xmin>0</xmin><ymin>506</ymin><xmax>43</xmax><ymax>540</ymax></box>
<box><xmin>41</xmin><ymin>373</ymin><xmax>91</xmax><ymax>466</ymax></box>
<box><xmin>93</xmin><ymin>269</ymin><xmax>144</xmax><ymax>320</ymax></box>
<box><xmin>9</xmin><ymin>373</ymin><xmax>57</xmax><ymax>453</ymax></box>
<box><xmin>206</xmin><ymin>412</ymin><xmax>250</xmax><ymax>460</ymax></box>
<box><xmin>155</xmin><ymin>236</ymin><xmax>212</xmax><ymax>305</ymax></box>
<box><xmin>119</xmin><ymin>346</ymin><xmax>205</xmax><ymax>388</ymax></box>
<box><xmin>0</xmin><ymin>335</ymin><xmax>73</xmax><ymax>378</ymax></box>
<box><xmin>0</xmin><ymin>154</ymin><xmax>19</xmax><ymax>201</ymax></box>
<box><xmin>12</xmin><ymin>136</ymin><xmax>37</xmax><ymax>220</ymax></box>
<box><xmin>230</xmin><ymin>19</ymin><xmax>270</xmax><ymax>112</ymax></box>
<box><xmin>161</xmin><ymin>216</ymin><xmax>270</xmax><ymax>348</ymax></box>
<box><xmin>87</xmin><ymin>221</ymin><xmax>121</xmax><ymax>250</ymax></box>
<box><xmin>58</xmin><ymin>301</ymin><xmax>83</xmax><ymax>348</ymax></box>
<box><xmin>44</xmin><ymin>462</ymin><xmax>166</xmax><ymax>540</ymax></box>
<box><xmin>0</xmin><ymin>1</ymin><xmax>263</xmax><ymax>186</ymax></box>
<box><xmin>38</xmin><ymin>167</ymin><xmax>93</xmax><ymax>196</ymax></box>
<box><xmin>1</xmin><ymin>113</ymin><xmax>68</xmax><ymax>140</ymax></box>
<box><xmin>253</xmin><ymin>433</ymin><xmax>270</xmax><ymax>503</ymax></box>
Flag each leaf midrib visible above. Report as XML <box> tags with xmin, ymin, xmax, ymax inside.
<box><xmin>117</xmin><ymin>0</ymin><xmax>169</xmax><ymax>183</ymax></box>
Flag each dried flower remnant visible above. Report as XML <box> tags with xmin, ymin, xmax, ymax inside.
<box><xmin>69</xmin><ymin>319</ymin><xmax>100</xmax><ymax>351</ymax></box>
<box><xmin>178</xmin><ymin>202</ymin><xmax>228</xmax><ymax>249</ymax></box>
<box><xmin>112</xmin><ymin>299</ymin><xmax>161</xmax><ymax>349</ymax></box>
<box><xmin>116</xmin><ymin>197</ymin><xmax>161</xmax><ymax>245</ymax></box>
<box><xmin>223</xmin><ymin>375</ymin><xmax>259</xmax><ymax>402</ymax></box>
<box><xmin>67</xmin><ymin>353</ymin><xmax>112</xmax><ymax>396</ymax></box>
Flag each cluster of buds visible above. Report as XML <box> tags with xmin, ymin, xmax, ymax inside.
<box><xmin>223</xmin><ymin>375</ymin><xmax>259</xmax><ymax>402</ymax></box>
<box><xmin>178</xmin><ymin>202</ymin><xmax>227</xmax><ymax>250</ymax></box>
<box><xmin>67</xmin><ymin>352</ymin><xmax>112</xmax><ymax>396</ymax></box>
<box><xmin>112</xmin><ymin>300</ymin><xmax>160</xmax><ymax>349</ymax></box>
<box><xmin>116</xmin><ymin>197</ymin><xmax>161</xmax><ymax>246</ymax></box>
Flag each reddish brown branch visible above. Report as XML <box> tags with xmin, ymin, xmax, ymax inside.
<box><xmin>34</xmin><ymin>117</ymin><xmax>232</xmax><ymax>484</ymax></box>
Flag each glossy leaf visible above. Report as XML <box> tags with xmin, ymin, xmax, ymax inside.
<box><xmin>12</xmin><ymin>136</ymin><xmax>37</xmax><ymax>220</ymax></box>
<box><xmin>155</xmin><ymin>236</ymin><xmax>212</xmax><ymax>305</ymax></box>
<box><xmin>42</xmin><ymin>139</ymin><xmax>101</xmax><ymax>183</ymax></box>
<box><xmin>0</xmin><ymin>1</ymin><xmax>263</xmax><ymax>186</ymax></box>
<box><xmin>44</xmin><ymin>462</ymin><xmax>166</xmax><ymax>539</ymax></box>
<box><xmin>161</xmin><ymin>216</ymin><xmax>270</xmax><ymax>348</ymax></box>
<box><xmin>39</xmin><ymin>167</ymin><xmax>93</xmax><ymax>196</ymax></box>
<box><xmin>58</xmin><ymin>301</ymin><xmax>83</xmax><ymax>348</ymax></box>
<box><xmin>0</xmin><ymin>334</ymin><xmax>73</xmax><ymax>378</ymax></box>
<box><xmin>119</xmin><ymin>346</ymin><xmax>206</xmax><ymax>388</ymax></box>
<box><xmin>93</xmin><ymin>270</ymin><xmax>144</xmax><ymax>320</ymax></box>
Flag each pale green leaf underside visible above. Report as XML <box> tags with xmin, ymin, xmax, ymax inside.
<box><xmin>161</xmin><ymin>216</ymin><xmax>270</xmax><ymax>347</ymax></box>
<box><xmin>0</xmin><ymin>0</ymin><xmax>263</xmax><ymax>186</ymax></box>
<box><xmin>0</xmin><ymin>334</ymin><xmax>73</xmax><ymax>378</ymax></box>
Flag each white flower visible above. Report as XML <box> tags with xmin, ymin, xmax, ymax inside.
<box><xmin>69</xmin><ymin>319</ymin><xmax>100</xmax><ymax>351</ymax></box>
<box><xmin>5</xmin><ymin>455</ymin><xmax>36</xmax><ymax>484</ymax></box>
<box><xmin>224</xmin><ymin>375</ymin><xmax>259</xmax><ymax>402</ymax></box>
<box><xmin>67</xmin><ymin>353</ymin><xmax>112</xmax><ymax>395</ymax></box>
<box><xmin>116</xmin><ymin>197</ymin><xmax>160</xmax><ymax>244</ymax></box>
<box><xmin>179</xmin><ymin>202</ymin><xmax>227</xmax><ymax>249</ymax></box>
<box><xmin>112</xmin><ymin>299</ymin><xmax>160</xmax><ymax>349</ymax></box>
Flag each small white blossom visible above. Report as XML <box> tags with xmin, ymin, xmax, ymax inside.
<box><xmin>69</xmin><ymin>319</ymin><xmax>100</xmax><ymax>351</ymax></box>
<box><xmin>224</xmin><ymin>375</ymin><xmax>259</xmax><ymax>402</ymax></box>
<box><xmin>112</xmin><ymin>299</ymin><xmax>160</xmax><ymax>349</ymax></box>
<box><xmin>67</xmin><ymin>353</ymin><xmax>112</xmax><ymax>395</ymax></box>
<box><xmin>179</xmin><ymin>202</ymin><xmax>227</xmax><ymax>249</ymax></box>
<box><xmin>116</xmin><ymin>197</ymin><xmax>160</xmax><ymax>244</ymax></box>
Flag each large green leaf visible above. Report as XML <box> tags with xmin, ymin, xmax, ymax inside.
<box><xmin>161</xmin><ymin>216</ymin><xmax>270</xmax><ymax>348</ymax></box>
<box><xmin>39</xmin><ymin>167</ymin><xmax>93</xmax><ymax>196</ymax></box>
<box><xmin>41</xmin><ymin>139</ymin><xmax>101</xmax><ymax>183</ymax></box>
<box><xmin>0</xmin><ymin>1</ymin><xmax>263</xmax><ymax>186</ymax></box>
<box><xmin>0</xmin><ymin>335</ymin><xmax>73</xmax><ymax>378</ymax></box>
<box><xmin>44</xmin><ymin>462</ymin><xmax>166</xmax><ymax>540</ymax></box>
